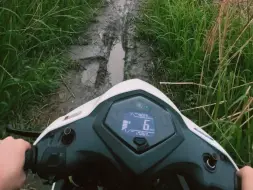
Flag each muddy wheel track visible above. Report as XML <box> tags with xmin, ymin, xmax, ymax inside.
<box><xmin>26</xmin><ymin>0</ymin><xmax>153</xmax><ymax>189</ymax></box>
<box><xmin>27</xmin><ymin>0</ymin><xmax>152</xmax><ymax>128</ymax></box>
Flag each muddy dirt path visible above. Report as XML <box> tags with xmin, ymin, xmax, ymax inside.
<box><xmin>29</xmin><ymin>0</ymin><xmax>152</xmax><ymax>127</ymax></box>
<box><xmin>26</xmin><ymin>0</ymin><xmax>152</xmax><ymax>189</ymax></box>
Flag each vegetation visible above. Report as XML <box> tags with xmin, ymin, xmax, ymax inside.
<box><xmin>138</xmin><ymin>0</ymin><xmax>253</xmax><ymax>166</ymax></box>
<box><xmin>0</xmin><ymin>0</ymin><xmax>100</xmax><ymax>128</ymax></box>
<box><xmin>1</xmin><ymin>0</ymin><xmax>252</xmax><ymax>168</ymax></box>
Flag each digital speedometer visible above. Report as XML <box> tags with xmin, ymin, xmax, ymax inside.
<box><xmin>122</xmin><ymin>112</ymin><xmax>155</xmax><ymax>137</ymax></box>
<box><xmin>105</xmin><ymin>96</ymin><xmax>176</xmax><ymax>152</ymax></box>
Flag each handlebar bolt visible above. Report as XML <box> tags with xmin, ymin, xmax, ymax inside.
<box><xmin>64</xmin><ymin>127</ymin><xmax>72</xmax><ymax>135</ymax></box>
<box><xmin>203</xmin><ymin>153</ymin><xmax>217</xmax><ymax>172</ymax></box>
<box><xmin>62</xmin><ymin>127</ymin><xmax>75</xmax><ymax>145</ymax></box>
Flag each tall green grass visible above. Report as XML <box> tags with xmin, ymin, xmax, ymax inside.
<box><xmin>138</xmin><ymin>0</ymin><xmax>253</xmax><ymax>166</ymax></box>
<box><xmin>0</xmin><ymin>0</ymin><xmax>100</xmax><ymax>126</ymax></box>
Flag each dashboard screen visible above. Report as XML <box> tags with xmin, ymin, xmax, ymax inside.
<box><xmin>105</xmin><ymin>96</ymin><xmax>176</xmax><ymax>150</ymax></box>
<box><xmin>122</xmin><ymin>112</ymin><xmax>155</xmax><ymax>137</ymax></box>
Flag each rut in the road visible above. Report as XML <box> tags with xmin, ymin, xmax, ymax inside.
<box><xmin>25</xmin><ymin>0</ymin><xmax>152</xmax><ymax>189</ymax></box>
<box><xmin>29</xmin><ymin>0</ymin><xmax>152</xmax><ymax>129</ymax></box>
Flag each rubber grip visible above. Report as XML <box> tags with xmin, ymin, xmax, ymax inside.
<box><xmin>24</xmin><ymin>146</ymin><xmax>37</xmax><ymax>172</ymax></box>
<box><xmin>235</xmin><ymin>172</ymin><xmax>241</xmax><ymax>190</ymax></box>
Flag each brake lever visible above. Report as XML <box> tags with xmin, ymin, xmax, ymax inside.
<box><xmin>6</xmin><ymin>124</ymin><xmax>41</xmax><ymax>138</ymax></box>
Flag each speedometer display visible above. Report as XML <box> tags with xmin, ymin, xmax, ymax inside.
<box><xmin>122</xmin><ymin>112</ymin><xmax>155</xmax><ymax>137</ymax></box>
<box><xmin>104</xmin><ymin>96</ymin><xmax>176</xmax><ymax>152</ymax></box>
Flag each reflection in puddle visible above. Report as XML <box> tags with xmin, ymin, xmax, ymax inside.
<box><xmin>107</xmin><ymin>43</ymin><xmax>125</xmax><ymax>86</ymax></box>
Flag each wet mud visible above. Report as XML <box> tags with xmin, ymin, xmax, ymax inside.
<box><xmin>29</xmin><ymin>0</ymin><xmax>152</xmax><ymax>127</ymax></box>
<box><xmin>26</xmin><ymin>0</ymin><xmax>152</xmax><ymax>188</ymax></box>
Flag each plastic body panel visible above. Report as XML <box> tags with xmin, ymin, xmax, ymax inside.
<box><xmin>34</xmin><ymin>89</ymin><xmax>239</xmax><ymax>190</ymax></box>
<box><xmin>33</xmin><ymin>79</ymin><xmax>238</xmax><ymax>171</ymax></box>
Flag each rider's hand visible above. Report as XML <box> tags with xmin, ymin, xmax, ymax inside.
<box><xmin>0</xmin><ymin>136</ymin><xmax>31</xmax><ymax>190</ymax></box>
<box><xmin>237</xmin><ymin>166</ymin><xmax>253</xmax><ymax>190</ymax></box>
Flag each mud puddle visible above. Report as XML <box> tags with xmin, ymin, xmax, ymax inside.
<box><xmin>27</xmin><ymin>0</ymin><xmax>152</xmax><ymax>188</ymax></box>
<box><xmin>107</xmin><ymin>42</ymin><xmax>125</xmax><ymax>85</ymax></box>
<box><xmin>28</xmin><ymin>0</ymin><xmax>152</xmax><ymax>127</ymax></box>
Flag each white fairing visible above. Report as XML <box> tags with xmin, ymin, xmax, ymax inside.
<box><xmin>34</xmin><ymin>79</ymin><xmax>239</xmax><ymax>174</ymax></box>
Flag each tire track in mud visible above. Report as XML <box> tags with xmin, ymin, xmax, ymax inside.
<box><xmin>26</xmin><ymin>1</ymin><xmax>152</xmax><ymax>189</ymax></box>
<box><xmin>29</xmin><ymin>0</ymin><xmax>152</xmax><ymax>128</ymax></box>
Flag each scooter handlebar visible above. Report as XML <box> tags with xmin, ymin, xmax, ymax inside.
<box><xmin>24</xmin><ymin>146</ymin><xmax>37</xmax><ymax>172</ymax></box>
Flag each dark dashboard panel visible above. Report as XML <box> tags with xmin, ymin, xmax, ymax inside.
<box><xmin>33</xmin><ymin>90</ymin><xmax>238</xmax><ymax>190</ymax></box>
<box><xmin>93</xmin><ymin>91</ymin><xmax>185</xmax><ymax>174</ymax></box>
<box><xmin>105</xmin><ymin>96</ymin><xmax>176</xmax><ymax>152</ymax></box>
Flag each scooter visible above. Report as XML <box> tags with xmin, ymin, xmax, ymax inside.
<box><xmin>19</xmin><ymin>79</ymin><xmax>241</xmax><ymax>189</ymax></box>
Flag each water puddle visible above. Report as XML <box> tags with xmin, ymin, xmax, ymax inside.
<box><xmin>117</xmin><ymin>0</ymin><xmax>127</xmax><ymax>16</ymax></box>
<box><xmin>81</xmin><ymin>61</ymin><xmax>100</xmax><ymax>87</ymax></box>
<box><xmin>107</xmin><ymin>42</ymin><xmax>125</xmax><ymax>86</ymax></box>
<box><xmin>69</xmin><ymin>45</ymin><xmax>102</xmax><ymax>60</ymax></box>
<box><xmin>119</xmin><ymin>0</ymin><xmax>126</xmax><ymax>7</ymax></box>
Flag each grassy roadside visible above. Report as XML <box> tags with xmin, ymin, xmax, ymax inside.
<box><xmin>0</xmin><ymin>0</ymin><xmax>101</xmax><ymax>128</ymax></box>
<box><xmin>138</xmin><ymin>0</ymin><xmax>253</xmax><ymax>166</ymax></box>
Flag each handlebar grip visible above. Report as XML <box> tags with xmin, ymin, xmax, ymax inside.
<box><xmin>24</xmin><ymin>146</ymin><xmax>37</xmax><ymax>172</ymax></box>
<box><xmin>235</xmin><ymin>173</ymin><xmax>242</xmax><ymax>190</ymax></box>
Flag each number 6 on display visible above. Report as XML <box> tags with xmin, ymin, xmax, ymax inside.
<box><xmin>143</xmin><ymin>119</ymin><xmax>150</xmax><ymax>131</ymax></box>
